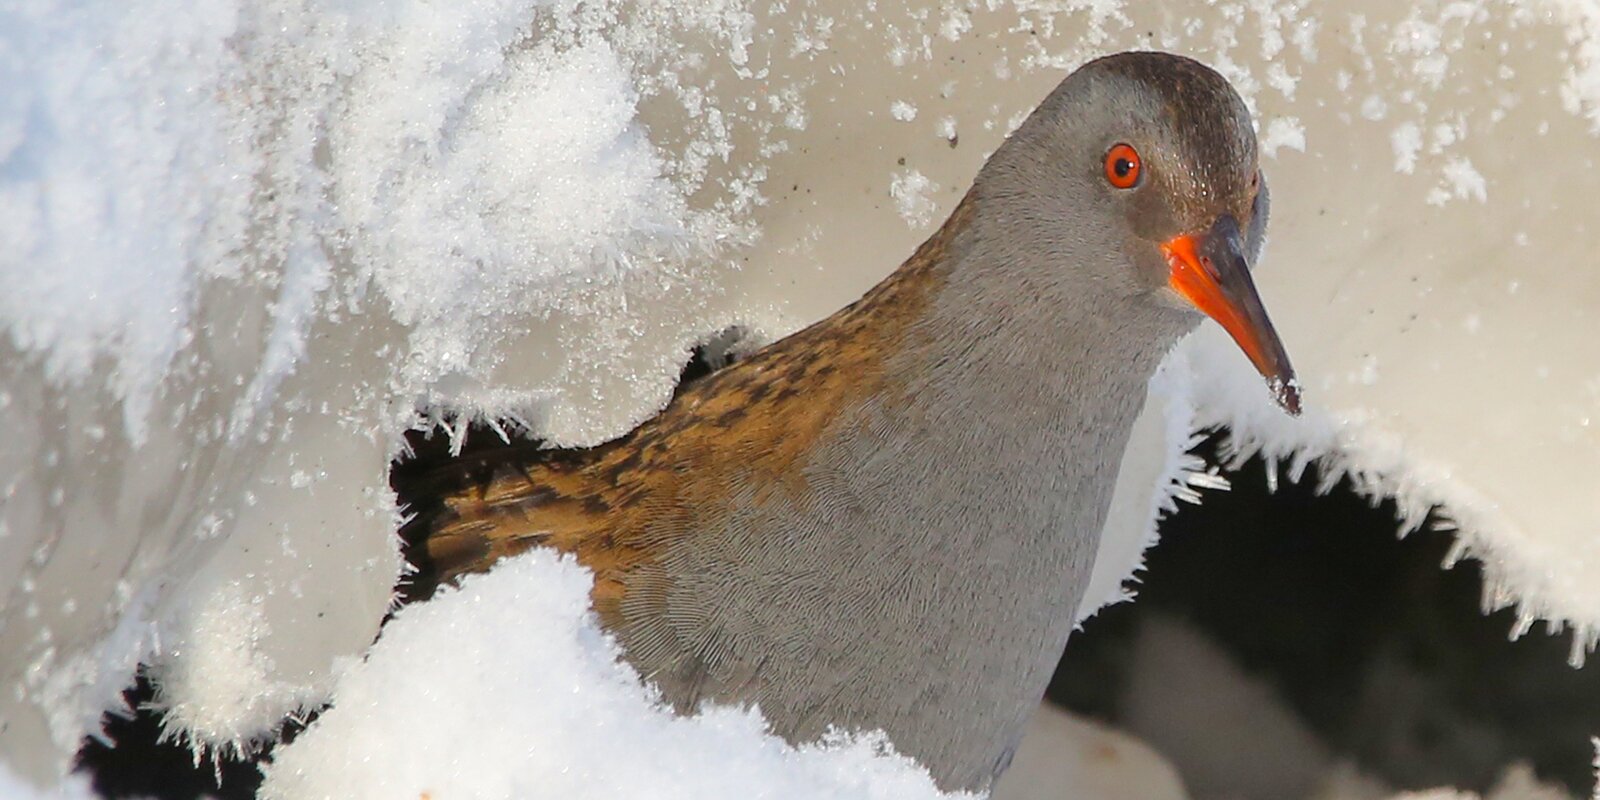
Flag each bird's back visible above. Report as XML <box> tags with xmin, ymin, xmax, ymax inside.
<box><xmin>397</xmin><ymin>194</ymin><xmax>968</xmax><ymax>622</ymax></box>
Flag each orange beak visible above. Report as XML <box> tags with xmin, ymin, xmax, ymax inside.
<box><xmin>1163</xmin><ymin>215</ymin><xmax>1302</xmax><ymax>415</ymax></box>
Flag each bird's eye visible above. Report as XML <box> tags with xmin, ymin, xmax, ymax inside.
<box><xmin>1103</xmin><ymin>143</ymin><xmax>1142</xmax><ymax>189</ymax></box>
<box><xmin>1250</xmin><ymin>169</ymin><xmax>1260</xmax><ymax>192</ymax></box>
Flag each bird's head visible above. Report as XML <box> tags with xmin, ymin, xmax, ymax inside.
<box><xmin>978</xmin><ymin>51</ymin><xmax>1301</xmax><ymax>415</ymax></box>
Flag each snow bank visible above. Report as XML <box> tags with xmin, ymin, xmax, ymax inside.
<box><xmin>258</xmin><ymin>551</ymin><xmax>967</xmax><ymax>800</ymax></box>
<box><xmin>1</xmin><ymin>0</ymin><xmax>773</xmax><ymax>781</ymax></box>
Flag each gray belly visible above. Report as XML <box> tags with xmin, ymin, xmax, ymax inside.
<box><xmin>611</xmin><ymin>408</ymin><xmax>1122</xmax><ymax>793</ymax></box>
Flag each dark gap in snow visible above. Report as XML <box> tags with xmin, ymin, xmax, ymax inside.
<box><xmin>73</xmin><ymin>677</ymin><xmax>267</xmax><ymax>800</ymax></box>
<box><xmin>75</xmin><ymin>330</ymin><xmax>748</xmax><ymax>797</ymax></box>
<box><xmin>1047</xmin><ymin>431</ymin><xmax>1600</xmax><ymax>799</ymax></box>
<box><xmin>686</xmin><ymin>324</ymin><xmax>751</xmax><ymax>375</ymax></box>
<box><xmin>391</xmin><ymin>333</ymin><xmax>743</xmax><ymax>603</ymax></box>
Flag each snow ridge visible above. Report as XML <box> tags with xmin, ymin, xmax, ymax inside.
<box><xmin>1183</xmin><ymin>329</ymin><xmax>1600</xmax><ymax>667</ymax></box>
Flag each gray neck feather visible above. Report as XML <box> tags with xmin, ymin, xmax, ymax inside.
<box><xmin>892</xmin><ymin>185</ymin><xmax>1197</xmax><ymax>442</ymax></box>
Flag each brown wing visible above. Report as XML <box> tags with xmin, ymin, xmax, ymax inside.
<box><xmin>394</xmin><ymin>191</ymin><xmax>974</xmax><ymax>623</ymax></box>
<box><xmin>394</xmin><ymin>334</ymin><xmax>890</xmax><ymax>624</ymax></box>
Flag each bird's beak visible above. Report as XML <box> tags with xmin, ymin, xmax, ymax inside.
<box><xmin>1162</xmin><ymin>215</ymin><xmax>1302</xmax><ymax>415</ymax></box>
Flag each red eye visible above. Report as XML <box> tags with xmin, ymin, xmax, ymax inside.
<box><xmin>1104</xmin><ymin>143</ymin><xmax>1141</xmax><ymax>189</ymax></box>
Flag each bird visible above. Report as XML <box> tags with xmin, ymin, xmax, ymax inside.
<box><xmin>395</xmin><ymin>51</ymin><xmax>1300</xmax><ymax>795</ymax></box>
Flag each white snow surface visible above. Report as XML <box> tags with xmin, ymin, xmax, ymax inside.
<box><xmin>0</xmin><ymin>765</ymin><xmax>95</xmax><ymax>800</ymax></box>
<box><xmin>1</xmin><ymin>0</ymin><xmax>772</xmax><ymax>781</ymax></box>
<box><xmin>1260</xmin><ymin>116</ymin><xmax>1308</xmax><ymax>157</ymax></box>
<box><xmin>4</xmin><ymin>0</ymin><xmax>1600</xmax><ymax>795</ymax></box>
<box><xmin>888</xmin><ymin>168</ymin><xmax>940</xmax><ymax>227</ymax></box>
<box><xmin>259</xmin><ymin>551</ymin><xmax>969</xmax><ymax>800</ymax></box>
<box><xmin>0</xmin><ymin>0</ymin><xmax>253</xmax><ymax>444</ymax></box>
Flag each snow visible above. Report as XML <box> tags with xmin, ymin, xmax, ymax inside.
<box><xmin>334</xmin><ymin>11</ymin><xmax>743</xmax><ymax>394</ymax></box>
<box><xmin>1261</xmin><ymin>116</ymin><xmax>1308</xmax><ymax>157</ymax></box>
<box><xmin>4</xmin><ymin>0</ymin><xmax>1600</xmax><ymax>795</ymax></box>
<box><xmin>940</xmin><ymin>8</ymin><xmax>973</xmax><ymax>42</ymax></box>
<box><xmin>1076</xmin><ymin>350</ymin><xmax>1227</xmax><ymax>621</ymax></box>
<box><xmin>259</xmin><ymin>551</ymin><xmax>968</xmax><ymax>800</ymax></box>
<box><xmin>2</xmin><ymin>0</ymin><xmax>772</xmax><ymax>782</ymax></box>
<box><xmin>1552</xmin><ymin>0</ymin><xmax>1600</xmax><ymax>131</ymax></box>
<box><xmin>891</xmin><ymin>100</ymin><xmax>919</xmax><ymax>121</ymax></box>
<box><xmin>1120</xmin><ymin>614</ymin><xmax>1341</xmax><ymax>799</ymax></box>
<box><xmin>0</xmin><ymin>765</ymin><xmax>95</xmax><ymax>800</ymax></box>
<box><xmin>889</xmin><ymin>169</ymin><xmax>940</xmax><ymax>227</ymax></box>
<box><xmin>1363</xmin><ymin>95</ymin><xmax>1390</xmax><ymax>121</ymax></box>
<box><xmin>1391</xmin><ymin>764</ymin><xmax>1569</xmax><ymax>795</ymax></box>
<box><xmin>1427</xmin><ymin>157</ymin><xmax>1489</xmax><ymax>205</ymax></box>
<box><xmin>0</xmin><ymin>0</ymin><xmax>253</xmax><ymax>444</ymax></box>
<box><xmin>1392</xmin><ymin>122</ymin><xmax>1425</xmax><ymax>173</ymax></box>
<box><xmin>146</xmin><ymin>581</ymin><xmax>335</xmax><ymax>754</ymax></box>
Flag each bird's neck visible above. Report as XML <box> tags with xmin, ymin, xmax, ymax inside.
<box><xmin>827</xmin><ymin>190</ymin><xmax>1190</xmax><ymax>466</ymax></box>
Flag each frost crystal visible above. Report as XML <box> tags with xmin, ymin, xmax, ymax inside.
<box><xmin>889</xmin><ymin>169</ymin><xmax>940</xmax><ymax>228</ymax></box>
<box><xmin>1260</xmin><ymin>117</ymin><xmax>1307</xmax><ymax>157</ymax></box>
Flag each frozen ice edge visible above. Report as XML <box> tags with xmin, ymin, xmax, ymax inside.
<box><xmin>1076</xmin><ymin>346</ymin><xmax>1230</xmax><ymax>624</ymax></box>
<box><xmin>1184</xmin><ymin>331</ymin><xmax>1600</xmax><ymax>668</ymax></box>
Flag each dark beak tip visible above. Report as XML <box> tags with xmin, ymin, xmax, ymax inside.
<box><xmin>1271</xmin><ymin>377</ymin><xmax>1304</xmax><ymax>416</ymax></box>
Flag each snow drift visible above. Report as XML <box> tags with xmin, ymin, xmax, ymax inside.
<box><xmin>258</xmin><ymin>551</ymin><xmax>970</xmax><ymax>800</ymax></box>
